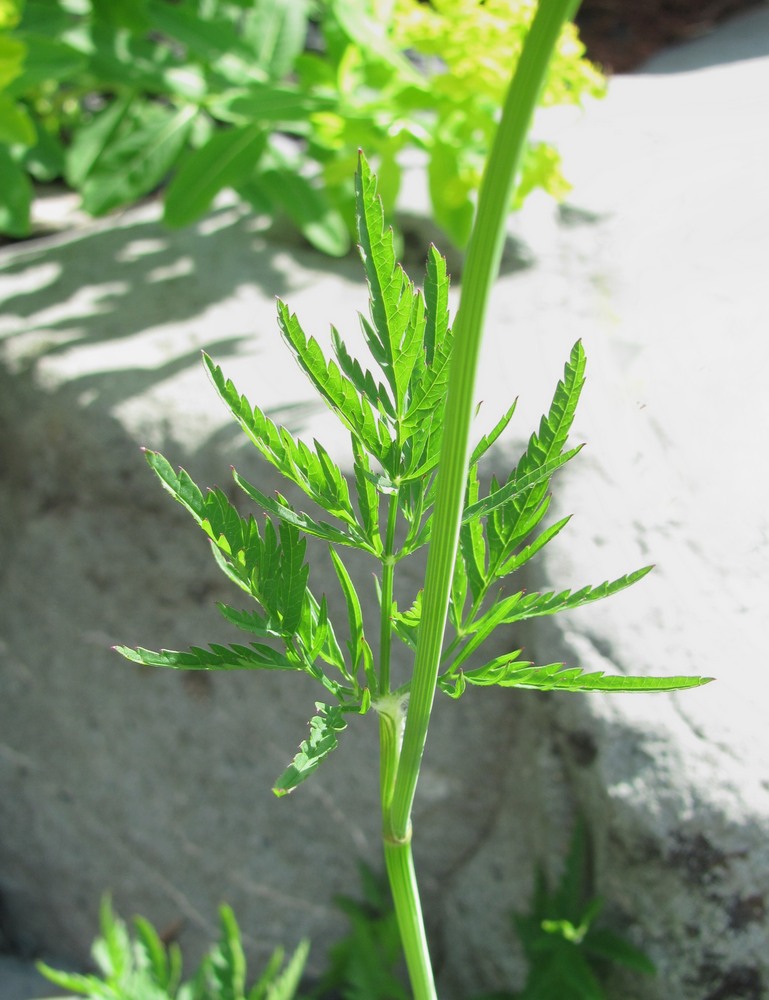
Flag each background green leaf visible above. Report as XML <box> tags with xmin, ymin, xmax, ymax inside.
<box><xmin>81</xmin><ymin>104</ymin><xmax>196</xmax><ymax>215</ymax></box>
<box><xmin>247</xmin><ymin>165</ymin><xmax>350</xmax><ymax>257</ymax></box>
<box><xmin>164</xmin><ymin>122</ymin><xmax>266</xmax><ymax>227</ymax></box>
<box><xmin>0</xmin><ymin>144</ymin><xmax>31</xmax><ymax>235</ymax></box>
<box><xmin>65</xmin><ymin>96</ymin><xmax>134</xmax><ymax>188</ymax></box>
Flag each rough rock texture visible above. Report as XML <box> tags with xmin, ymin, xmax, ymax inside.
<box><xmin>1</xmin><ymin>8</ymin><xmax>768</xmax><ymax>998</ymax></box>
<box><xmin>0</xmin><ymin>956</ymin><xmax>57</xmax><ymax>1000</ymax></box>
<box><xmin>437</xmin><ymin>10</ymin><xmax>769</xmax><ymax>998</ymax></box>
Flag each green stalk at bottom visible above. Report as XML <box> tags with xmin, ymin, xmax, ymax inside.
<box><xmin>380</xmin><ymin>704</ymin><xmax>436</xmax><ymax>999</ymax></box>
<box><xmin>385</xmin><ymin>836</ymin><xmax>436</xmax><ymax>1000</ymax></box>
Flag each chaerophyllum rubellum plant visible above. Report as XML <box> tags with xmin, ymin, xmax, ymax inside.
<box><xmin>116</xmin><ymin>3</ymin><xmax>711</xmax><ymax>998</ymax></box>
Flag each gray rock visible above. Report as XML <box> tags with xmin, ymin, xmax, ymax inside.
<box><xmin>437</xmin><ymin>7</ymin><xmax>769</xmax><ymax>998</ymax></box>
<box><xmin>0</xmin><ymin>955</ymin><xmax>61</xmax><ymax>1000</ymax></box>
<box><xmin>1</xmin><ymin>7</ymin><xmax>768</xmax><ymax>999</ymax></box>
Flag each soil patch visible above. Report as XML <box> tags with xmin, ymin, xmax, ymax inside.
<box><xmin>576</xmin><ymin>0</ymin><xmax>764</xmax><ymax>71</ymax></box>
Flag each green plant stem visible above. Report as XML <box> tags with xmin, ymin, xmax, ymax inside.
<box><xmin>379</xmin><ymin>494</ymin><xmax>399</xmax><ymax>697</ymax></box>
<box><xmin>379</xmin><ymin>1</ymin><xmax>583</xmax><ymax>996</ymax></box>
<box><xmin>384</xmin><ymin>838</ymin><xmax>435</xmax><ymax>1000</ymax></box>
<box><xmin>380</xmin><ymin>698</ymin><xmax>435</xmax><ymax>997</ymax></box>
<box><xmin>390</xmin><ymin>0</ymin><xmax>581</xmax><ymax>844</ymax></box>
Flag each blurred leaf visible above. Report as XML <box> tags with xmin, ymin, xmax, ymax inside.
<box><xmin>310</xmin><ymin>862</ymin><xmax>408</xmax><ymax>1000</ymax></box>
<box><xmin>330</xmin><ymin>0</ymin><xmax>418</xmax><ymax>79</ymax></box>
<box><xmin>584</xmin><ymin>928</ymin><xmax>657</xmax><ymax>976</ymax></box>
<box><xmin>248</xmin><ymin>165</ymin><xmax>350</xmax><ymax>256</ymax></box>
<box><xmin>5</xmin><ymin>32</ymin><xmax>87</xmax><ymax>93</ymax></box>
<box><xmin>133</xmin><ymin>914</ymin><xmax>182</xmax><ymax>993</ymax></box>
<box><xmin>91</xmin><ymin>0</ymin><xmax>150</xmax><ymax>33</ymax></box>
<box><xmin>0</xmin><ymin>144</ymin><xmax>31</xmax><ymax>235</ymax></box>
<box><xmin>250</xmin><ymin>939</ymin><xmax>310</xmax><ymax>1000</ymax></box>
<box><xmin>14</xmin><ymin>0</ymin><xmax>74</xmax><ymax>36</ymax></box>
<box><xmin>164</xmin><ymin>122</ymin><xmax>266</xmax><ymax>227</ymax></box>
<box><xmin>0</xmin><ymin>0</ymin><xmax>23</xmax><ymax>31</ymax></box>
<box><xmin>147</xmin><ymin>0</ymin><xmax>245</xmax><ymax>64</ymax></box>
<box><xmin>506</xmin><ymin>824</ymin><xmax>657</xmax><ymax>1000</ymax></box>
<box><xmin>40</xmin><ymin>896</ymin><xmax>307</xmax><ymax>1000</ymax></box>
<box><xmin>428</xmin><ymin>140</ymin><xmax>475</xmax><ymax>249</ymax></box>
<box><xmin>242</xmin><ymin>0</ymin><xmax>310</xmax><ymax>80</ymax></box>
<box><xmin>0</xmin><ymin>34</ymin><xmax>26</xmax><ymax>89</ymax></box>
<box><xmin>513</xmin><ymin>141</ymin><xmax>571</xmax><ymax>210</ymax></box>
<box><xmin>65</xmin><ymin>95</ymin><xmax>134</xmax><ymax>188</ymax></box>
<box><xmin>86</xmin><ymin>24</ymin><xmax>174</xmax><ymax>93</ymax></box>
<box><xmin>22</xmin><ymin>118</ymin><xmax>65</xmax><ymax>179</ymax></box>
<box><xmin>0</xmin><ymin>92</ymin><xmax>34</xmax><ymax>144</ymax></box>
<box><xmin>208</xmin><ymin>905</ymin><xmax>247</xmax><ymax>1000</ymax></box>
<box><xmin>81</xmin><ymin>104</ymin><xmax>196</xmax><ymax>215</ymax></box>
<box><xmin>208</xmin><ymin>82</ymin><xmax>333</xmax><ymax>126</ymax></box>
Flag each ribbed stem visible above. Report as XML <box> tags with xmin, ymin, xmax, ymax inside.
<box><xmin>379</xmin><ymin>494</ymin><xmax>399</xmax><ymax>697</ymax></box>
<box><xmin>384</xmin><ymin>838</ymin><xmax>436</xmax><ymax>1000</ymax></box>
<box><xmin>388</xmin><ymin>0</ymin><xmax>583</xmax><ymax>857</ymax></box>
<box><xmin>379</xmin><ymin>5</ymin><xmax>583</xmax><ymax>997</ymax></box>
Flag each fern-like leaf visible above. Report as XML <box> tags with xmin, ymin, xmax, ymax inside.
<box><xmin>521</xmin><ymin>339</ymin><xmax>586</xmax><ymax>476</ymax></box>
<box><xmin>469</xmin><ymin>399</ymin><xmax>518</xmax><ymax>468</ymax></box>
<box><xmin>273</xmin><ymin>703</ymin><xmax>347</xmax><ymax>796</ymax></box>
<box><xmin>204</xmin><ymin>354</ymin><xmax>366</xmax><ymax>527</ymax></box>
<box><xmin>209</xmin><ymin>905</ymin><xmax>247</xmax><ymax>1000</ymax></box>
<box><xmin>463</xmin><ymin>446</ymin><xmax>582</xmax><ymax>522</ymax></box>
<box><xmin>355</xmin><ymin>152</ymin><xmax>424</xmax><ymax>416</ymax></box>
<box><xmin>114</xmin><ymin>642</ymin><xmax>297</xmax><ymax>671</ymax></box>
<box><xmin>462</xmin><ymin>657</ymin><xmax>713</xmax><ymax>693</ymax></box>
<box><xmin>276</xmin><ymin>302</ymin><xmax>393</xmax><ymax>468</ymax></box>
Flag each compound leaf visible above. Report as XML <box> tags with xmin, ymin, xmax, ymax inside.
<box><xmin>278</xmin><ymin>521</ymin><xmax>309</xmax><ymax>635</ymax></box>
<box><xmin>275</xmin><ymin>305</ymin><xmax>387</xmax><ymax>459</ymax></box>
<box><xmin>355</xmin><ymin>152</ymin><xmax>423</xmax><ymax>415</ymax></box>
<box><xmin>352</xmin><ymin>436</ymin><xmax>382</xmax><ymax>553</ymax></box>
<box><xmin>115</xmin><ymin>642</ymin><xmax>296</xmax><ymax>671</ymax></box>
<box><xmin>520</xmin><ymin>339</ymin><xmax>586</xmax><ymax>477</ymax></box>
<box><xmin>233</xmin><ymin>473</ymin><xmax>364</xmax><ymax>550</ymax></box>
<box><xmin>503</xmin><ymin>567</ymin><xmax>655</xmax><ymax>625</ymax></box>
<box><xmin>273</xmin><ymin>703</ymin><xmax>347</xmax><ymax>796</ymax></box>
<box><xmin>469</xmin><ymin>398</ymin><xmax>517</xmax><ymax>468</ymax></box>
<box><xmin>331</xmin><ymin>324</ymin><xmax>395</xmax><ymax>419</ymax></box>
<box><xmin>458</xmin><ymin>656</ymin><xmax>712</xmax><ymax>693</ymax></box>
<box><xmin>329</xmin><ymin>547</ymin><xmax>369</xmax><ymax>682</ymax></box>
<box><xmin>462</xmin><ymin>447</ymin><xmax>581</xmax><ymax>522</ymax></box>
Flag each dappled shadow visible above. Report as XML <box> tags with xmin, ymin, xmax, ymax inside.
<box><xmin>0</xmin><ymin>191</ymin><xmax>541</xmax><ymax>488</ymax></box>
<box><xmin>0</xmin><ymin>201</ymin><xmax>360</xmax><ymax>359</ymax></box>
<box><xmin>0</xmin><ymin>199</ymin><xmax>369</xmax><ymax>478</ymax></box>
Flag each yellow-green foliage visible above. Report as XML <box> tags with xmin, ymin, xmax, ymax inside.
<box><xmin>392</xmin><ymin>0</ymin><xmax>605</xmax><ymax>107</ymax></box>
<box><xmin>387</xmin><ymin>0</ymin><xmax>606</xmax><ymax>236</ymax></box>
